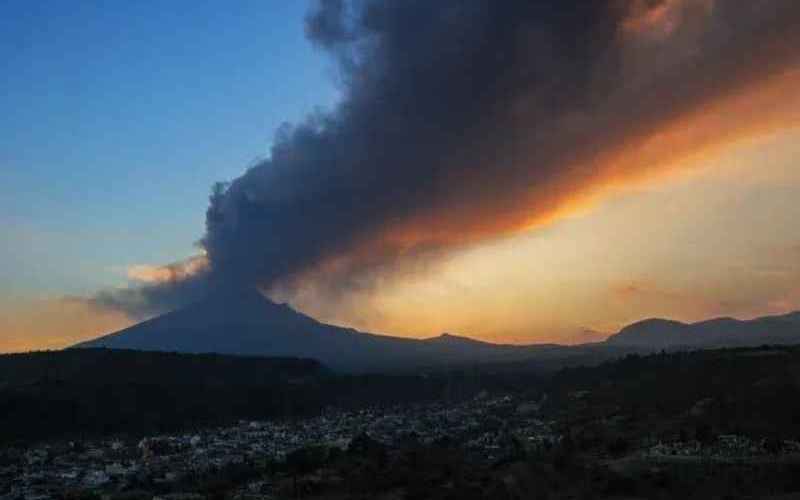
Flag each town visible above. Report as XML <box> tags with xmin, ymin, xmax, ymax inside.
<box><xmin>6</xmin><ymin>387</ymin><xmax>800</xmax><ymax>500</ymax></box>
<box><xmin>1</xmin><ymin>393</ymin><xmax>556</xmax><ymax>499</ymax></box>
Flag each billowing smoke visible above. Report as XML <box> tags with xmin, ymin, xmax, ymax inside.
<box><xmin>99</xmin><ymin>0</ymin><xmax>800</xmax><ymax>318</ymax></box>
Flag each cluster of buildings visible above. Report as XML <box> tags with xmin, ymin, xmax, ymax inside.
<box><xmin>646</xmin><ymin>435</ymin><xmax>800</xmax><ymax>460</ymax></box>
<box><xmin>0</xmin><ymin>393</ymin><xmax>557</xmax><ymax>499</ymax></box>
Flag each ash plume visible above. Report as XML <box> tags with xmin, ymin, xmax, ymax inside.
<box><xmin>97</xmin><ymin>0</ymin><xmax>800</xmax><ymax>318</ymax></box>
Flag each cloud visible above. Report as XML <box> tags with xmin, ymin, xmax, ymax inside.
<box><xmin>610</xmin><ymin>280</ymin><xmax>725</xmax><ymax>317</ymax></box>
<box><xmin>90</xmin><ymin>255</ymin><xmax>212</xmax><ymax>320</ymax></box>
<box><xmin>620</xmin><ymin>0</ymin><xmax>715</xmax><ymax>40</ymax></box>
<box><xmin>126</xmin><ymin>255</ymin><xmax>209</xmax><ymax>284</ymax></box>
<box><xmin>96</xmin><ymin>0</ymin><xmax>800</xmax><ymax>317</ymax></box>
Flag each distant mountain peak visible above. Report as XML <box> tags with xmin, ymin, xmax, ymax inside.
<box><xmin>621</xmin><ymin>317</ymin><xmax>688</xmax><ymax>330</ymax></box>
<box><xmin>425</xmin><ymin>332</ymin><xmax>490</xmax><ymax>345</ymax></box>
<box><xmin>776</xmin><ymin>311</ymin><xmax>800</xmax><ymax>322</ymax></box>
<box><xmin>606</xmin><ymin>311</ymin><xmax>800</xmax><ymax>348</ymax></box>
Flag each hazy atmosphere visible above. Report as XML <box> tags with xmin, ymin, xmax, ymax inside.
<box><xmin>2</xmin><ymin>0</ymin><xmax>800</xmax><ymax>351</ymax></box>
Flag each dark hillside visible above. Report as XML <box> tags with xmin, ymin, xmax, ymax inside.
<box><xmin>0</xmin><ymin>349</ymin><xmax>326</xmax><ymax>445</ymax></box>
<box><xmin>546</xmin><ymin>345</ymin><xmax>800</xmax><ymax>440</ymax></box>
<box><xmin>0</xmin><ymin>348</ymin><xmax>531</xmax><ymax>445</ymax></box>
<box><xmin>0</xmin><ymin>347</ymin><xmax>325</xmax><ymax>387</ymax></box>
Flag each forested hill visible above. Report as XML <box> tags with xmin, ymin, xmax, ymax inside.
<box><xmin>0</xmin><ymin>349</ymin><xmax>328</xmax><ymax>445</ymax></box>
<box><xmin>546</xmin><ymin>345</ymin><xmax>800</xmax><ymax>439</ymax></box>
<box><xmin>0</xmin><ymin>348</ymin><xmax>521</xmax><ymax>445</ymax></box>
<box><xmin>0</xmin><ymin>347</ymin><xmax>325</xmax><ymax>388</ymax></box>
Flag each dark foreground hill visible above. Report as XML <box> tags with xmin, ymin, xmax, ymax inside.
<box><xmin>4</xmin><ymin>343</ymin><xmax>800</xmax><ymax>466</ymax></box>
<box><xmin>0</xmin><ymin>348</ymin><xmax>531</xmax><ymax>445</ymax></box>
<box><xmin>6</xmin><ymin>345</ymin><xmax>800</xmax><ymax>500</ymax></box>
<box><xmin>0</xmin><ymin>349</ymin><xmax>321</xmax><ymax>444</ymax></box>
<box><xmin>546</xmin><ymin>344</ymin><xmax>800</xmax><ymax>439</ymax></box>
<box><xmin>0</xmin><ymin>346</ymin><xmax>326</xmax><ymax>387</ymax></box>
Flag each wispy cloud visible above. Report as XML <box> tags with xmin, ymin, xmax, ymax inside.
<box><xmin>126</xmin><ymin>254</ymin><xmax>209</xmax><ymax>284</ymax></box>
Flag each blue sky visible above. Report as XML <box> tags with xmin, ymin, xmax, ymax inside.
<box><xmin>0</xmin><ymin>0</ymin><xmax>337</xmax><ymax>298</ymax></box>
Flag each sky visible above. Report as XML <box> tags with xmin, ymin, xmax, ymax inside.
<box><xmin>2</xmin><ymin>0</ymin><xmax>800</xmax><ymax>352</ymax></box>
<box><xmin>0</xmin><ymin>0</ymin><xmax>338</xmax><ymax>299</ymax></box>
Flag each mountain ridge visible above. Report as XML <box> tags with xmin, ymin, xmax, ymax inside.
<box><xmin>605</xmin><ymin>311</ymin><xmax>800</xmax><ymax>348</ymax></box>
<box><xmin>75</xmin><ymin>288</ymin><xmax>800</xmax><ymax>372</ymax></box>
<box><xmin>76</xmin><ymin>288</ymin><xmax>554</xmax><ymax>372</ymax></box>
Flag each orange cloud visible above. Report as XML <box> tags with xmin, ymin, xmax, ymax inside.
<box><xmin>280</xmin><ymin>66</ymin><xmax>800</xmax><ymax>327</ymax></box>
<box><xmin>127</xmin><ymin>254</ymin><xmax>209</xmax><ymax>284</ymax></box>
<box><xmin>361</xmin><ymin>67</ymin><xmax>800</xmax><ymax>259</ymax></box>
<box><xmin>621</xmin><ymin>0</ymin><xmax>715</xmax><ymax>40</ymax></box>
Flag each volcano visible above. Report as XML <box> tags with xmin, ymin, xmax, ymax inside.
<box><xmin>76</xmin><ymin>288</ymin><xmax>800</xmax><ymax>372</ymax></box>
<box><xmin>75</xmin><ymin>288</ymin><xmax>539</xmax><ymax>372</ymax></box>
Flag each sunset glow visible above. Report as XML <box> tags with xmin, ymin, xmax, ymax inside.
<box><xmin>2</xmin><ymin>0</ymin><xmax>800</xmax><ymax>351</ymax></box>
